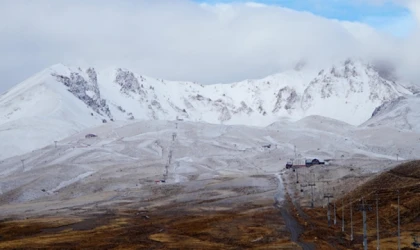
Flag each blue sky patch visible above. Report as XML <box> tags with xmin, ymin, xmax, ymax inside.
<box><xmin>194</xmin><ymin>0</ymin><xmax>412</xmax><ymax>36</ymax></box>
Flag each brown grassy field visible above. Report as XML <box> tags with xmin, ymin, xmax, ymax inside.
<box><xmin>0</xmin><ymin>202</ymin><xmax>300</xmax><ymax>249</ymax></box>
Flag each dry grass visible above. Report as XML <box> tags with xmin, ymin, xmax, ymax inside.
<box><xmin>0</xmin><ymin>204</ymin><xmax>298</xmax><ymax>249</ymax></box>
<box><xmin>298</xmin><ymin>160</ymin><xmax>420</xmax><ymax>249</ymax></box>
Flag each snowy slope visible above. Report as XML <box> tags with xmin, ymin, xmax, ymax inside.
<box><xmin>0</xmin><ymin>65</ymin><xmax>112</xmax><ymax>159</ymax></box>
<box><xmin>0</xmin><ymin>60</ymin><xmax>416</xmax><ymax>159</ymax></box>
<box><xmin>301</xmin><ymin>60</ymin><xmax>412</xmax><ymax>124</ymax></box>
<box><xmin>94</xmin><ymin>67</ymin><xmax>316</xmax><ymax>126</ymax></box>
<box><xmin>0</xmin><ymin>65</ymin><xmax>110</xmax><ymax>127</ymax></box>
<box><xmin>1</xmin><ymin>118</ymin><xmax>419</xmax><ymax>205</ymax></box>
<box><xmin>0</xmin><ymin>118</ymin><xmax>81</xmax><ymax>160</ymax></box>
<box><xmin>362</xmin><ymin>95</ymin><xmax>420</xmax><ymax>133</ymax></box>
<box><xmin>1</xmin><ymin>60</ymin><xmax>413</xmax><ymax>128</ymax></box>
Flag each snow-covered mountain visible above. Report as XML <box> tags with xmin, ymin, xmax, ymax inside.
<box><xmin>1</xmin><ymin>60</ymin><xmax>415</xmax><ymax>126</ymax></box>
<box><xmin>0</xmin><ymin>60</ymin><xmax>416</xmax><ymax>159</ymax></box>
<box><xmin>300</xmin><ymin>60</ymin><xmax>413</xmax><ymax>123</ymax></box>
<box><xmin>362</xmin><ymin>95</ymin><xmax>420</xmax><ymax>133</ymax></box>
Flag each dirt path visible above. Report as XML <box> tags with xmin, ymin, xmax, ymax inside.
<box><xmin>274</xmin><ymin>173</ymin><xmax>315</xmax><ymax>250</ymax></box>
<box><xmin>278</xmin><ymin>205</ymin><xmax>315</xmax><ymax>250</ymax></box>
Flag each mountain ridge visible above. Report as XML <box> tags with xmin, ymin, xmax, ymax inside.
<box><xmin>0</xmin><ymin>59</ymin><xmax>417</xmax><ymax>160</ymax></box>
<box><xmin>1</xmin><ymin>59</ymin><xmax>414</xmax><ymax>127</ymax></box>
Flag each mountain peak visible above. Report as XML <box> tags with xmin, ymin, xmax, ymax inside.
<box><xmin>0</xmin><ymin>61</ymin><xmax>417</xmax><ymax>160</ymax></box>
<box><xmin>299</xmin><ymin>59</ymin><xmax>412</xmax><ymax>125</ymax></box>
<box><xmin>1</xmin><ymin>61</ymin><xmax>415</xmax><ymax>128</ymax></box>
<box><xmin>48</xmin><ymin>63</ymin><xmax>68</xmax><ymax>70</ymax></box>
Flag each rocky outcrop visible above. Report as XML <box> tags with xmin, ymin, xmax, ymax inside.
<box><xmin>371</xmin><ymin>96</ymin><xmax>407</xmax><ymax>118</ymax></box>
<box><xmin>218</xmin><ymin>106</ymin><xmax>232</xmax><ymax>122</ymax></box>
<box><xmin>53</xmin><ymin>69</ymin><xmax>112</xmax><ymax>119</ymax></box>
<box><xmin>115</xmin><ymin>69</ymin><xmax>146</xmax><ymax>97</ymax></box>
<box><xmin>272</xmin><ymin>87</ymin><xmax>298</xmax><ymax>113</ymax></box>
<box><xmin>233</xmin><ymin>101</ymin><xmax>253</xmax><ymax>115</ymax></box>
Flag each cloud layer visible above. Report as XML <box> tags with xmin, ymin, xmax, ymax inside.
<box><xmin>0</xmin><ymin>0</ymin><xmax>419</xmax><ymax>93</ymax></box>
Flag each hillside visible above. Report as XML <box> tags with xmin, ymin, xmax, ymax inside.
<box><xmin>342</xmin><ymin>161</ymin><xmax>420</xmax><ymax>249</ymax></box>
<box><xmin>342</xmin><ymin>160</ymin><xmax>420</xmax><ymax>228</ymax></box>
<box><xmin>298</xmin><ymin>161</ymin><xmax>420</xmax><ymax>249</ymax></box>
<box><xmin>1</xmin><ymin>118</ymin><xmax>420</xmax><ymax>206</ymax></box>
<box><xmin>0</xmin><ymin>119</ymin><xmax>419</xmax><ymax>249</ymax></box>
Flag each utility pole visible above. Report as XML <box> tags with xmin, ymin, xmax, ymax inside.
<box><xmin>358</xmin><ymin>198</ymin><xmax>372</xmax><ymax>250</ymax></box>
<box><xmin>397</xmin><ymin>190</ymin><xmax>401</xmax><ymax>250</ymax></box>
<box><xmin>350</xmin><ymin>200</ymin><xmax>354</xmax><ymax>241</ymax></box>
<box><xmin>165</xmin><ymin>160</ymin><xmax>170</xmax><ymax>177</ymax></box>
<box><xmin>308</xmin><ymin>182</ymin><xmax>316</xmax><ymax>208</ymax></box>
<box><xmin>324</xmin><ymin>193</ymin><xmax>334</xmax><ymax>227</ymax></box>
<box><xmin>342</xmin><ymin>199</ymin><xmax>345</xmax><ymax>232</ymax></box>
<box><xmin>376</xmin><ymin>192</ymin><xmax>380</xmax><ymax>250</ymax></box>
<box><xmin>334</xmin><ymin>202</ymin><xmax>337</xmax><ymax>225</ymax></box>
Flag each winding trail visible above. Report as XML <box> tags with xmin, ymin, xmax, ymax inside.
<box><xmin>274</xmin><ymin>173</ymin><xmax>315</xmax><ymax>250</ymax></box>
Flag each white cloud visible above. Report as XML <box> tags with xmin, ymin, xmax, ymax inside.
<box><xmin>0</xmin><ymin>0</ymin><xmax>419</xmax><ymax>93</ymax></box>
<box><xmin>406</xmin><ymin>0</ymin><xmax>420</xmax><ymax>22</ymax></box>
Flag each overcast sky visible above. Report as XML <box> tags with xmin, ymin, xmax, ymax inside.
<box><xmin>1</xmin><ymin>0</ymin><xmax>420</xmax><ymax>94</ymax></box>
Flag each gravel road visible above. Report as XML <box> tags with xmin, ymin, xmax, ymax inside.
<box><xmin>274</xmin><ymin>173</ymin><xmax>315</xmax><ymax>250</ymax></box>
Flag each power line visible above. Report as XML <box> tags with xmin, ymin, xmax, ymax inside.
<box><xmin>343</xmin><ymin>188</ymin><xmax>412</xmax><ymax>249</ymax></box>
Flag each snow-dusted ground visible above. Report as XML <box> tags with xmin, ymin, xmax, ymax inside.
<box><xmin>0</xmin><ymin>117</ymin><xmax>418</xmax><ymax>217</ymax></box>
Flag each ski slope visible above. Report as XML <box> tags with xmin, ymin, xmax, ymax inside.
<box><xmin>0</xmin><ymin>117</ymin><xmax>419</xmax><ymax>206</ymax></box>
